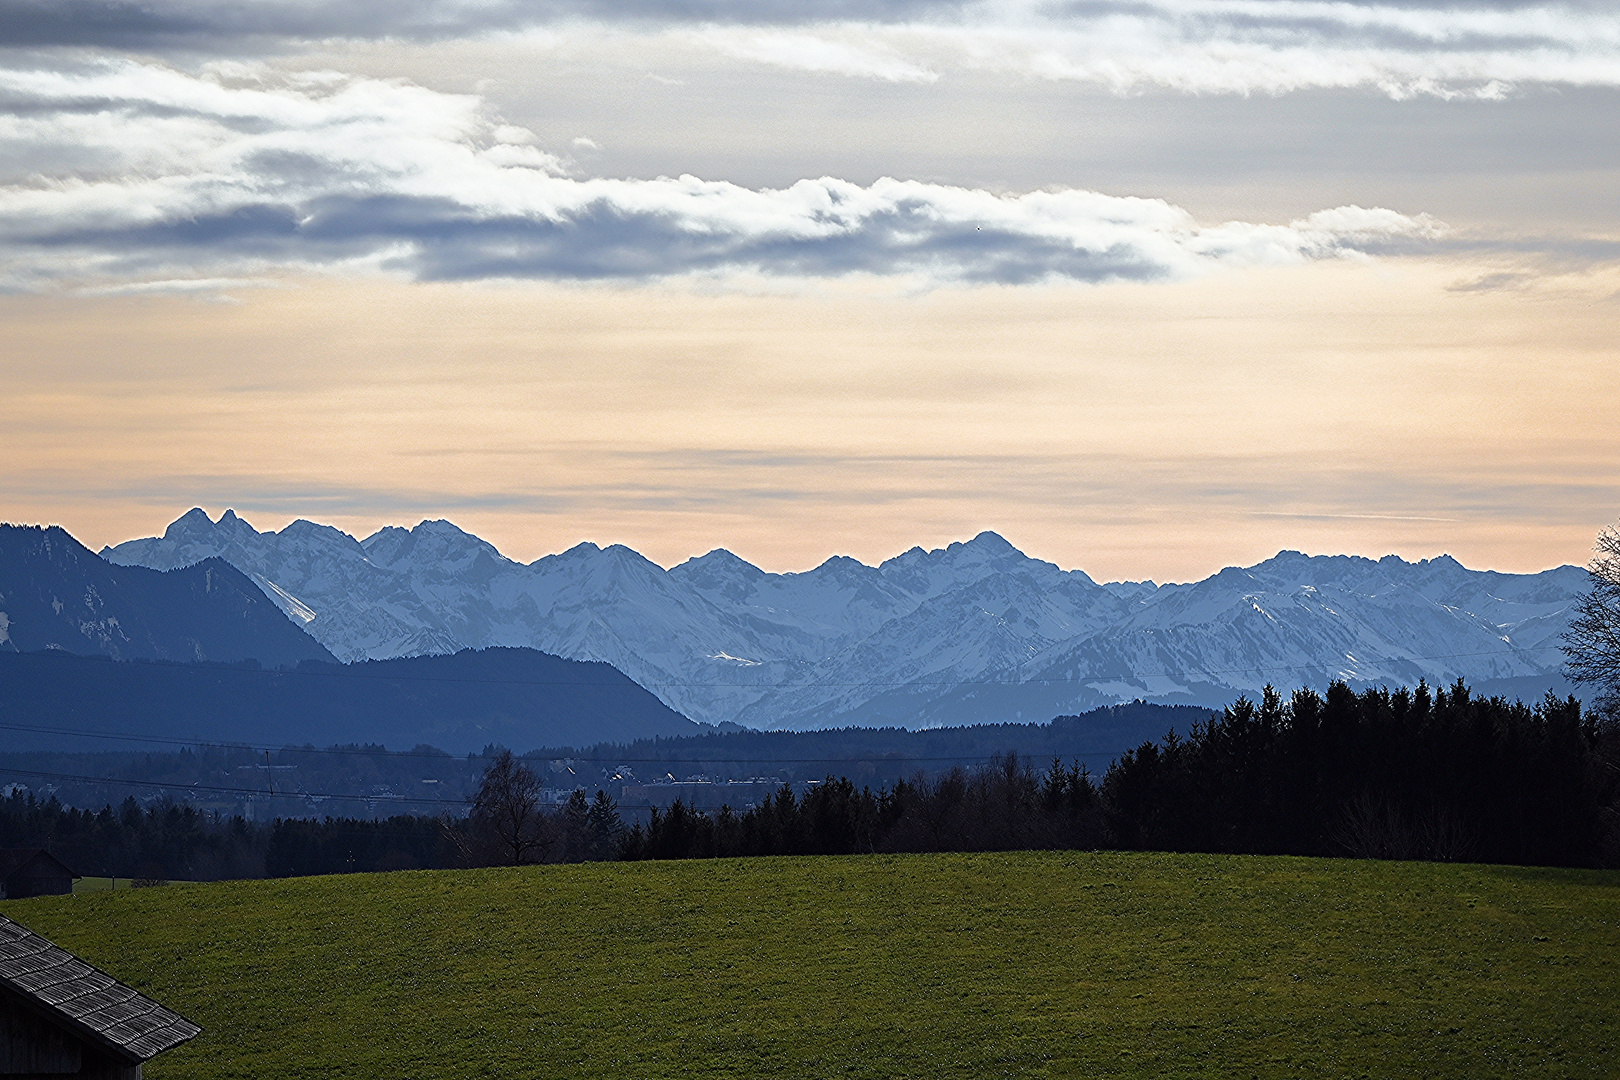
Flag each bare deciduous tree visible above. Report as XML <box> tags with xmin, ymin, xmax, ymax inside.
<box><xmin>471</xmin><ymin>750</ymin><xmax>548</xmax><ymax>865</ymax></box>
<box><xmin>1563</xmin><ymin>523</ymin><xmax>1620</xmax><ymax>714</ymax></box>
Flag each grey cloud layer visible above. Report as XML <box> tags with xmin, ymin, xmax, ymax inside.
<box><xmin>0</xmin><ymin>0</ymin><xmax>963</xmax><ymax>47</ymax></box>
<box><xmin>4</xmin><ymin>1</ymin><xmax>1620</xmax><ymax>98</ymax></box>
<box><xmin>0</xmin><ymin>61</ymin><xmax>1439</xmax><ymax>289</ymax></box>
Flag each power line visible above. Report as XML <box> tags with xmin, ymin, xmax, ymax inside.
<box><xmin>0</xmin><ymin>721</ymin><xmax>466</xmax><ymax>757</ymax></box>
<box><xmin>0</xmin><ymin>766</ymin><xmax>462</xmax><ymax>807</ymax></box>
<box><xmin>0</xmin><ymin>729</ymin><xmax>1137</xmax><ymax>766</ymax></box>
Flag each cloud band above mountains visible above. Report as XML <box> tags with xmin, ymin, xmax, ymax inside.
<box><xmin>0</xmin><ymin>61</ymin><xmax>1442</xmax><ymax>290</ymax></box>
<box><xmin>4</xmin><ymin>1</ymin><xmax>1619</xmax><ymax>98</ymax></box>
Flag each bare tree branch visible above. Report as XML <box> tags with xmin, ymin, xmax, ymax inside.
<box><xmin>471</xmin><ymin>750</ymin><xmax>548</xmax><ymax>865</ymax></box>
<box><xmin>1563</xmin><ymin>524</ymin><xmax>1620</xmax><ymax>691</ymax></box>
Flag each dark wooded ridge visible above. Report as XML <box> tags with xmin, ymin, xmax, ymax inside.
<box><xmin>0</xmin><ymin>700</ymin><xmax>1203</xmax><ymax>814</ymax></box>
<box><xmin>2</xmin><ymin>681</ymin><xmax>1614</xmax><ymax>878</ymax></box>
<box><xmin>0</xmin><ymin>645</ymin><xmax>696</xmax><ymax>755</ymax></box>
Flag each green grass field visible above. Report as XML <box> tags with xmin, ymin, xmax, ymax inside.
<box><xmin>5</xmin><ymin>851</ymin><xmax>1617</xmax><ymax>1079</ymax></box>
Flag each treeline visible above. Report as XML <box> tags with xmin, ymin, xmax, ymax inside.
<box><xmin>3</xmin><ymin>681</ymin><xmax>1615</xmax><ymax>880</ymax></box>
<box><xmin>0</xmin><ymin>788</ymin><xmax>626</xmax><ymax>881</ymax></box>
<box><xmin>0</xmin><ymin>795</ymin><xmax>267</xmax><ymax>882</ymax></box>
<box><xmin>263</xmin><ymin>789</ymin><xmax>627</xmax><ymax>874</ymax></box>
<box><xmin>0</xmin><ymin>742</ymin><xmax>481</xmax><ymax>822</ymax></box>
<box><xmin>622</xmin><ymin>680</ymin><xmax>1618</xmax><ymax>867</ymax></box>
<box><xmin>1103</xmin><ymin>681</ymin><xmax>1610</xmax><ymax>866</ymax></box>
<box><xmin>620</xmin><ymin>761</ymin><xmax>1104</xmax><ymax>860</ymax></box>
<box><xmin>0</xmin><ymin>699</ymin><xmax>1206</xmax><ymax>812</ymax></box>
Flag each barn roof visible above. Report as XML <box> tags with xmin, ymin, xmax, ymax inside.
<box><xmin>0</xmin><ymin>913</ymin><xmax>200</xmax><ymax>1064</ymax></box>
<box><xmin>0</xmin><ymin>848</ymin><xmax>77</xmax><ymax>881</ymax></box>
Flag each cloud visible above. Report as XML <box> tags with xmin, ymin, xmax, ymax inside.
<box><xmin>696</xmin><ymin>2</ymin><xmax>1620</xmax><ymax>97</ymax></box>
<box><xmin>0</xmin><ymin>59</ymin><xmax>1444</xmax><ymax>290</ymax></box>
<box><xmin>1447</xmin><ymin>270</ymin><xmax>1533</xmax><ymax>292</ymax></box>
<box><xmin>683</xmin><ymin>27</ymin><xmax>939</xmax><ymax>82</ymax></box>
<box><xmin>3</xmin><ymin>1</ymin><xmax>1620</xmax><ymax>98</ymax></box>
<box><xmin>0</xmin><ymin>0</ymin><xmax>961</xmax><ymax>48</ymax></box>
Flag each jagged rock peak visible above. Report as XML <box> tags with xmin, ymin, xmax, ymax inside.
<box><xmin>957</xmin><ymin>530</ymin><xmax>1016</xmax><ymax>553</ymax></box>
<box><xmin>888</xmin><ymin>530</ymin><xmax>1027</xmax><ymax>566</ymax></box>
<box><xmin>672</xmin><ymin>548</ymin><xmax>767</xmax><ymax>577</ymax></box>
<box><xmin>600</xmin><ymin>543</ymin><xmax>666</xmax><ymax>568</ymax></box>
<box><xmin>811</xmin><ymin>554</ymin><xmax>875</xmax><ymax>572</ymax></box>
<box><xmin>163</xmin><ymin>507</ymin><xmax>215</xmax><ymax>539</ymax></box>
<box><xmin>413</xmin><ymin>518</ymin><xmax>490</xmax><ymax>539</ymax></box>
<box><xmin>362</xmin><ymin>519</ymin><xmax>510</xmax><ymax>567</ymax></box>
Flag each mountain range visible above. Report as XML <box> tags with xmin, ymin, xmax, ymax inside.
<box><xmin>0</xmin><ymin>523</ymin><xmax>335</xmax><ymax>668</ymax></box>
<box><xmin>0</xmin><ymin>522</ymin><xmax>695</xmax><ymax>752</ymax></box>
<box><xmin>103</xmin><ymin>509</ymin><xmax>1589</xmax><ymax>729</ymax></box>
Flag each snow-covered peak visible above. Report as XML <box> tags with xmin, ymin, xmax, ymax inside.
<box><xmin>668</xmin><ymin>549</ymin><xmax>768</xmax><ymax>603</ymax></box>
<box><xmin>215</xmin><ymin>508</ymin><xmax>255</xmax><ymax>533</ymax></box>
<box><xmin>278</xmin><ymin>518</ymin><xmax>366</xmax><ymax>551</ymax></box>
<box><xmin>1101</xmin><ymin>579</ymin><xmax>1159</xmax><ymax>602</ymax></box>
<box><xmin>106</xmin><ymin>509</ymin><xmax>461</xmax><ymax>662</ymax></box>
<box><xmin>602</xmin><ymin>542</ymin><xmax>663</xmax><ymax>567</ymax></box>
<box><xmin>360</xmin><ymin>525</ymin><xmax>410</xmax><ymax>557</ymax></box>
<box><xmin>546</xmin><ymin>540</ymin><xmax>603</xmax><ymax>563</ymax></box>
<box><xmin>674</xmin><ymin>548</ymin><xmax>765</xmax><ymax>577</ymax></box>
<box><xmin>795</xmin><ymin>554</ymin><xmax>883</xmax><ymax>588</ymax></box>
<box><xmin>878</xmin><ymin>529</ymin><xmax>1064</xmax><ymax>598</ymax></box>
<box><xmin>526</xmin><ymin>542</ymin><xmax>680</xmax><ymax>599</ymax></box>
<box><xmin>362</xmin><ymin>519</ymin><xmax>510</xmax><ymax>574</ymax></box>
<box><xmin>1241</xmin><ymin>550</ymin><xmax>1386</xmax><ymax>590</ymax></box>
<box><xmin>103</xmin><ymin>510</ymin><xmax>1589</xmax><ymax>730</ymax></box>
<box><xmin>161</xmin><ymin>506</ymin><xmax>219</xmax><ymax>541</ymax></box>
<box><xmin>965</xmin><ymin>529</ymin><xmax>1015</xmax><ymax>552</ymax></box>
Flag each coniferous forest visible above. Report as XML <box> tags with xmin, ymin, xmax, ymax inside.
<box><xmin>621</xmin><ymin>681</ymin><xmax>1613</xmax><ymax>866</ymax></box>
<box><xmin>3</xmin><ymin>680</ymin><xmax>1616</xmax><ymax>881</ymax></box>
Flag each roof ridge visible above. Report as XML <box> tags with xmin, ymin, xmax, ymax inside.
<box><xmin>0</xmin><ymin>913</ymin><xmax>200</xmax><ymax>1064</ymax></box>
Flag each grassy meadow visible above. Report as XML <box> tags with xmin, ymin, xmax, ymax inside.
<box><xmin>5</xmin><ymin>851</ymin><xmax>1617</xmax><ymax>1079</ymax></box>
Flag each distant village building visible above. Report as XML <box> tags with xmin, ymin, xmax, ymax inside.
<box><xmin>0</xmin><ymin>913</ymin><xmax>199</xmax><ymax>1078</ymax></box>
<box><xmin>0</xmin><ymin>851</ymin><xmax>76</xmax><ymax>900</ymax></box>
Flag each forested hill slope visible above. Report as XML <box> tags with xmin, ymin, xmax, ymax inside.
<box><xmin>539</xmin><ymin>701</ymin><xmax>1215</xmax><ymax>781</ymax></box>
<box><xmin>0</xmin><ymin>646</ymin><xmax>699</xmax><ymax>754</ymax></box>
<box><xmin>0</xmin><ymin>523</ymin><xmax>334</xmax><ymax>668</ymax></box>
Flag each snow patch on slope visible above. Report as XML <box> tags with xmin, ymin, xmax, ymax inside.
<box><xmin>253</xmin><ymin>574</ymin><xmax>317</xmax><ymax>624</ymax></box>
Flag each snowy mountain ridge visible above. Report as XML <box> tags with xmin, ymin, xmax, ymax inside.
<box><xmin>103</xmin><ymin>509</ymin><xmax>1589</xmax><ymax>729</ymax></box>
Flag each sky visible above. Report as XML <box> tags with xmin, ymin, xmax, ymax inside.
<box><xmin>2</xmin><ymin>0</ymin><xmax>1617</xmax><ymax>581</ymax></box>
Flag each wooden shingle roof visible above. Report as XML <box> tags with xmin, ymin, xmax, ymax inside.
<box><xmin>0</xmin><ymin>913</ymin><xmax>200</xmax><ymax>1063</ymax></box>
<box><xmin>0</xmin><ymin>848</ymin><xmax>75</xmax><ymax>880</ymax></box>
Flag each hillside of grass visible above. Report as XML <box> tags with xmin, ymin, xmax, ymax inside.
<box><xmin>6</xmin><ymin>851</ymin><xmax>1618</xmax><ymax>1079</ymax></box>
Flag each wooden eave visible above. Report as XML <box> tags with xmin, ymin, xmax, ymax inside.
<box><xmin>0</xmin><ymin>915</ymin><xmax>200</xmax><ymax>1065</ymax></box>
